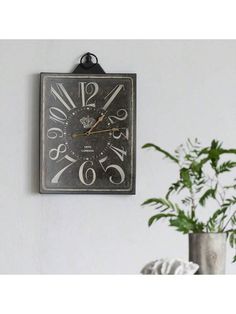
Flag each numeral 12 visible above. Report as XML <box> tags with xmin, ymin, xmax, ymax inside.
<box><xmin>79</xmin><ymin>82</ymin><xmax>99</xmax><ymax>107</ymax></box>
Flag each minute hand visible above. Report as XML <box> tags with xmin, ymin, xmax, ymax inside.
<box><xmin>72</xmin><ymin>128</ymin><xmax>119</xmax><ymax>139</ymax></box>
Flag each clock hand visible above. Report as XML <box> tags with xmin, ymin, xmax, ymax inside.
<box><xmin>72</xmin><ymin>127</ymin><xmax>120</xmax><ymax>139</ymax></box>
<box><xmin>87</xmin><ymin>111</ymin><xmax>107</xmax><ymax>135</ymax></box>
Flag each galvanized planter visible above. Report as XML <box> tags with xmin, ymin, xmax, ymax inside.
<box><xmin>189</xmin><ymin>233</ymin><xmax>227</xmax><ymax>274</ymax></box>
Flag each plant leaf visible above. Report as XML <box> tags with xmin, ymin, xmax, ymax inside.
<box><xmin>169</xmin><ymin>210</ymin><xmax>204</xmax><ymax>234</ymax></box>
<box><xmin>180</xmin><ymin>168</ymin><xmax>192</xmax><ymax>189</ymax></box>
<box><xmin>231</xmin><ymin>214</ymin><xmax>236</xmax><ymax>226</ymax></box>
<box><xmin>216</xmin><ymin>161</ymin><xmax>236</xmax><ymax>174</ymax></box>
<box><xmin>221</xmin><ymin>197</ymin><xmax>236</xmax><ymax>211</ymax></box>
<box><xmin>229</xmin><ymin>232</ymin><xmax>236</xmax><ymax>248</ymax></box>
<box><xmin>206</xmin><ymin>208</ymin><xmax>226</xmax><ymax>232</ymax></box>
<box><xmin>142</xmin><ymin>198</ymin><xmax>162</xmax><ymax>206</ymax></box>
<box><xmin>190</xmin><ymin>161</ymin><xmax>203</xmax><ymax>177</ymax></box>
<box><xmin>142</xmin><ymin>198</ymin><xmax>176</xmax><ymax>213</ymax></box>
<box><xmin>224</xmin><ymin>184</ymin><xmax>236</xmax><ymax>190</ymax></box>
<box><xmin>148</xmin><ymin>213</ymin><xmax>176</xmax><ymax>227</ymax></box>
<box><xmin>198</xmin><ymin>140</ymin><xmax>236</xmax><ymax>172</ymax></box>
<box><xmin>221</xmin><ymin>148</ymin><xmax>236</xmax><ymax>155</ymax></box>
<box><xmin>199</xmin><ymin>188</ymin><xmax>216</xmax><ymax>206</ymax></box>
<box><xmin>165</xmin><ymin>180</ymin><xmax>183</xmax><ymax>199</ymax></box>
<box><xmin>142</xmin><ymin>143</ymin><xmax>178</xmax><ymax>163</ymax></box>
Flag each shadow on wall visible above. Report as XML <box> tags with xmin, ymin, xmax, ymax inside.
<box><xmin>27</xmin><ymin>73</ymin><xmax>40</xmax><ymax>194</ymax></box>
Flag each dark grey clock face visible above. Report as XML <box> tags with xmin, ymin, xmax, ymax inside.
<box><xmin>64</xmin><ymin>107</ymin><xmax>112</xmax><ymax>161</ymax></box>
<box><xmin>40</xmin><ymin>74</ymin><xmax>136</xmax><ymax>194</ymax></box>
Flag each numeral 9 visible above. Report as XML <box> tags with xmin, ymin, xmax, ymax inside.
<box><xmin>47</xmin><ymin>128</ymin><xmax>63</xmax><ymax>139</ymax></box>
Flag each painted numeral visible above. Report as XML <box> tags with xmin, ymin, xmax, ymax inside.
<box><xmin>113</xmin><ymin>128</ymin><xmax>129</xmax><ymax>140</ymax></box>
<box><xmin>49</xmin><ymin>107</ymin><xmax>67</xmax><ymax>124</ymax></box>
<box><xmin>99</xmin><ymin>156</ymin><xmax>125</xmax><ymax>184</ymax></box>
<box><xmin>79</xmin><ymin>82</ymin><xmax>99</xmax><ymax>107</ymax></box>
<box><xmin>51</xmin><ymin>155</ymin><xmax>77</xmax><ymax>183</ymax></box>
<box><xmin>103</xmin><ymin>84</ymin><xmax>124</xmax><ymax>110</ymax></box>
<box><xmin>109</xmin><ymin>145</ymin><xmax>127</xmax><ymax>161</ymax></box>
<box><xmin>51</xmin><ymin>83</ymin><xmax>76</xmax><ymax>111</ymax></box>
<box><xmin>108</xmin><ymin>109</ymin><xmax>128</xmax><ymax>124</ymax></box>
<box><xmin>79</xmin><ymin>161</ymin><xmax>96</xmax><ymax>185</ymax></box>
<box><xmin>47</xmin><ymin>127</ymin><xmax>63</xmax><ymax>139</ymax></box>
<box><xmin>49</xmin><ymin>144</ymin><xmax>67</xmax><ymax>161</ymax></box>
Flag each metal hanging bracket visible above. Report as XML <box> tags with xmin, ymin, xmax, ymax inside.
<box><xmin>73</xmin><ymin>52</ymin><xmax>106</xmax><ymax>74</ymax></box>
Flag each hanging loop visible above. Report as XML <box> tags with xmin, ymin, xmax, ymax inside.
<box><xmin>80</xmin><ymin>52</ymin><xmax>98</xmax><ymax>67</ymax></box>
<box><xmin>73</xmin><ymin>52</ymin><xmax>105</xmax><ymax>74</ymax></box>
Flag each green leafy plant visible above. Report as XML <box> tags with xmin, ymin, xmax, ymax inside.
<box><xmin>142</xmin><ymin>139</ymin><xmax>236</xmax><ymax>262</ymax></box>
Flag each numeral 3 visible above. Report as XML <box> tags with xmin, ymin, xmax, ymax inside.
<box><xmin>113</xmin><ymin>128</ymin><xmax>129</xmax><ymax>140</ymax></box>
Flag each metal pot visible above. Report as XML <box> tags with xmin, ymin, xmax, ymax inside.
<box><xmin>188</xmin><ymin>233</ymin><xmax>226</xmax><ymax>274</ymax></box>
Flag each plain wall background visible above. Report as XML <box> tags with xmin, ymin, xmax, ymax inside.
<box><xmin>0</xmin><ymin>40</ymin><xmax>235</xmax><ymax>274</ymax></box>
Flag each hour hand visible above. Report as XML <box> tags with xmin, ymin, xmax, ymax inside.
<box><xmin>87</xmin><ymin>112</ymin><xmax>106</xmax><ymax>134</ymax></box>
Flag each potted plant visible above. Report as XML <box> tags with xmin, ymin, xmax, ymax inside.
<box><xmin>142</xmin><ymin>139</ymin><xmax>236</xmax><ymax>274</ymax></box>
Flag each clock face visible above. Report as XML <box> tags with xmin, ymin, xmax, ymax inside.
<box><xmin>40</xmin><ymin>74</ymin><xmax>136</xmax><ymax>194</ymax></box>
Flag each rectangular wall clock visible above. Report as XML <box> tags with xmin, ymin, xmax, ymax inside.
<box><xmin>40</xmin><ymin>73</ymin><xmax>136</xmax><ymax>194</ymax></box>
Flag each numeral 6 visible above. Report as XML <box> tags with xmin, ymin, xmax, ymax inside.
<box><xmin>79</xmin><ymin>161</ymin><xmax>96</xmax><ymax>186</ymax></box>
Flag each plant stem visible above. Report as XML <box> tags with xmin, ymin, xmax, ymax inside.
<box><xmin>190</xmin><ymin>188</ymin><xmax>196</xmax><ymax>219</ymax></box>
<box><xmin>222</xmin><ymin>209</ymin><xmax>236</xmax><ymax>232</ymax></box>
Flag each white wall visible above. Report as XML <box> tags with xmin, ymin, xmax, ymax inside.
<box><xmin>0</xmin><ymin>40</ymin><xmax>235</xmax><ymax>274</ymax></box>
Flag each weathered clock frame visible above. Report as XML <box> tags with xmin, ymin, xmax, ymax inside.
<box><xmin>40</xmin><ymin>53</ymin><xmax>136</xmax><ymax>194</ymax></box>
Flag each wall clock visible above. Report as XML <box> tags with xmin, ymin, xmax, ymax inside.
<box><xmin>40</xmin><ymin>53</ymin><xmax>136</xmax><ymax>194</ymax></box>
